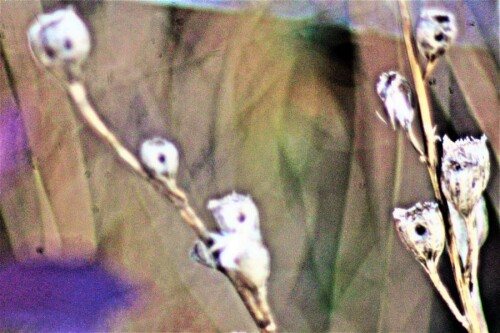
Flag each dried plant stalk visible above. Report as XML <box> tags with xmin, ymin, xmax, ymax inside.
<box><xmin>65</xmin><ymin>79</ymin><xmax>276</xmax><ymax>332</ymax></box>
<box><xmin>397</xmin><ymin>2</ymin><xmax>487</xmax><ymax>332</ymax></box>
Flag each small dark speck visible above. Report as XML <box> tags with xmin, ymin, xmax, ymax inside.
<box><xmin>468</xmin><ymin>21</ymin><xmax>475</xmax><ymax>27</ymax></box>
<box><xmin>449</xmin><ymin>87</ymin><xmax>454</xmax><ymax>94</ymax></box>
<box><xmin>92</xmin><ymin>206</ymin><xmax>100</xmax><ymax>214</ymax></box>
<box><xmin>428</xmin><ymin>78</ymin><xmax>436</xmax><ymax>85</ymax></box>
<box><xmin>36</xmin><ymin>247</ymin><xmax>44</xmax><ymax>255</ymax></box>
<box><xmin>158</xmin><ymin>154</ymin><xmax>166</xmax><ymax>163</ymax></box>
<box><xmin>85</xmin><ymin>170</ymin><xmax>91</xmax><ymax>178</ymax></box>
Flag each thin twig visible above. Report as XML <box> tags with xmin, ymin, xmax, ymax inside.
<box><xmin>63</xmin><ymin>79</ymin><xmax>277</xmax><ymax>332</ymax></box>
<box><xmin>424</xmin><ymin>263</ymin><xmax>469</xmax><ymax>330</ymax></box>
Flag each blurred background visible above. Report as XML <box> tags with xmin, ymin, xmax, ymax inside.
<box><xmin>0</xmin><ymin>0</ymin><xmax>498</xmax><ymax>332</ymax></box>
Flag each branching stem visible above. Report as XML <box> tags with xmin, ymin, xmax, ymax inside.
<box><xmin>63</xmin><ymin>78</ymin><xmax>277</xmax><ymax>333</ymax></box>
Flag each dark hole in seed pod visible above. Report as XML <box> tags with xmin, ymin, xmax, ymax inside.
<box><xmin>212</xmin><ymin>250</ymin><xmax>221</xmax><ymax>260</ymax></box>
<box><xmin>158</xmin><ymin>154</ymin><xmax>166</xmax><ymax>163</ymax></box>
<box><xmin>238</xmin><ymin>213</ymin><xmax>246</xmax><ymax>223</ymax></box>
<box><xmin>434</xmin><ymin>33</ymin><xmax>444</xmax><ymax>41</ymax></box>
<box><xmin>451</xmin><ymin>161</ymin><xmax>462</xmax><ymax>171</ymax></box>
<box><xmin>415</xmin><ymin>224</ymin><xmax>427</xmax><ymax>236</ymax></box>
<box><xmin>44</xmin><ymin>46</ymin><xmax>56</xmax><ymax>59</ymax></box>
<box><xmin>429</xmin><ymin>53</ymin><xmax>436</xmax><ymax>62</ymax></box>
<box><xmin>36</xmin><ymin>247</ymin><xmax>44</xmax><ymax>255</ymax></box>
<box><xmin>386</xmin><ymin>73</ymin><xmax>397</xmax><ymax>86</ymax></box>
<box><xmin>426</xmin><ymin>251</ymin><xmax>433</xmax><ymax>261</ymax></box>
<box><xmin>206</xmin><ymin>237</ymin><xmax>215</xmax><ymax>247</ymax></box>
<box><xmin>64</xmin><ymin>39</ymin><xmax>73</xmax><ymax>50</ymax></box>
<box><xmin>437</xmin><ymin>48</ymin><xmax>446</xmax><ymax>56</ymax></box>
<box><xmin>434</xmin><ymin>15</ymin><xmax>450</xmax><ymax>23</ymax></box>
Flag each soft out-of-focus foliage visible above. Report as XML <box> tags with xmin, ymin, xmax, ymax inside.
<box><xmin>0</xmin><ymin>1</ymin><xmax>498</xmax><ymax>332</ymax></box>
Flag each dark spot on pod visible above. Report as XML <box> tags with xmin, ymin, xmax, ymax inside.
<box><xmin>428</xmin><ymin>78</ymin><xmax>436</xmax><ymax>85</ymax></box>
<box><xmin>468</xmin><ymin>21</ymin><xmax>475</xmax><ymax>27</ymax></box>
<box><xmin>437</xmin><ymin>48</ymin><xmax>446</xmax><ymax>56</ymax></box>
<box><xmin>206</xmin><ymin>237</ymin><xmax>215</xmax><ymax>247</ymax></box>
<box><xmin>434</xmin><ymin>15</ymin><xmax>450</xmax><ymax>23</ymax></box>
<box><xmin>434</xmin><ymin>33</ymin><xmax>444</xmax><ymax>42</ymax></box>
<box><xmin>158</xmin><ymin>154</ymin><xmax>166</xmax><ymax>163</ymax></box>
<box><xmin>212</xmin><ymin>250</ymin><xmax>221</xmax><ymax>261</ymax></box>
<box><xmin>415</xmin><ymin>224</ymin><xmax>427</xmax><ymax>236</ymax></box>
<box><xmin>426</xmin><ymin>251</ymin><xmax>433</xmax><ymax>261</ymax></box>
<box><xmin>238</xmin><ymin>213</ymin><xmax>246</xmax><ymax>223</ymax></box>
<box><xmin>44</xmin><ymin>46</ymin><xmax>56</xmax><ymax>58</ymax></box>
<box><xmin>36</xmin><ymin>247</ymin><xmax>44</xmax><ymax>255</ymax></box>
<box><xmin>449</xmin><ymin>87</ymin><xmax>454</xmax><ymax>94</ymax></box>
<box><xmin>387</xmin><ymin>73</ymin><xmax>397</xmax><ymax>85</ymax></box>
<box><xmin>420</xmin><ymin>41</ymin><xmax>433</xmax><ymax>50</ymax></box>
<box><xmin>429</xmin><ymin>53</ymin><xmax>436</xmax><ymax>62</ymax></box>
<box><xmin>64</xmin><ymin>39</ymin><xmax>72</xmax><ymax>50</ymax></box>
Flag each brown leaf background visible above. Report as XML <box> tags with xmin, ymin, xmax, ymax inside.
<box><xmin>0</xmin><ymin>1</ymin><xmax>498</xmax><ymax>332</ymax></box>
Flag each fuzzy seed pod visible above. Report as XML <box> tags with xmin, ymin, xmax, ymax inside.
<box><xmin>140</xmin><ymin>137</ymin><xmax>179</xmax><ymax>178</ymax></box>
<box><xmin>448</xmin><ymin>196</ymin><xmax>489</xmax><ymax>267</ymax></box>
<box><xmin>27</xmin><ymin>6</ymin><xmax>91</xmax><ymax>69</ymax></box>
<box><xmin>441</xmin><ymin>135</ymin><xmax>490</xmax><ymax>216</ymax></box>
<box><xmin>376</xmin><ymin>71</ymin><xmax>415</xmax><ymax>131</ymax></box>
<box><xmin>207</xmin><ymin>192</ymin><xmax>261</xmax><ymax>240</ymax></box>
<box><xmin>416</xmin><ymin>9</ymin><xmax>457</xmax><ymax>63</ymax></box>
<box><xmin>393</xmin><ymin>202</ymin><xmax>445</xmax><ymax>266</ymax></box>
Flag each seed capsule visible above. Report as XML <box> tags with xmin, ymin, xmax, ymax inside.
<box><xmin>27</xmin><ymin>6</ymin><xmax>91</xmax><ymax>69</ymax></box>
<box><xmin>376</xmin><ymin>71</ymin><xmax>415</xmax><ymax>131</ymax></box>
<box><xmin>393</xmin><ymin>202</ymin><xmax>445</xmax><ymax>266</ymax></box>
<box><xmin>416</xmin><ymin>9</ymin><xmax>457</xmax><ymax>63</ymax></box>
<box><xmin>140</xmin><ymin>137</ymin><xmax>179</xmax><ymax>178</ymax></box>
<box><xmin>440</xmin><ymin>135</ymin><xmax>490</xmax><ymax>216</ymax></box>
<box><xmin>207</xmin><ymin>192</ymin><xmax>261</xmax><ymax>240</ymax></box>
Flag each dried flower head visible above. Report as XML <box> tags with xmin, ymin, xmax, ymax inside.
<box><xmin>441</xmin><ymin>135</ymin><xmax>490</xmax><ymax>216</ymax></box>
<box><xmin>416</xmin><ymin>9</ymin><xmax>457</xmax><ymax>63</ymax></box>
<box><xmin>207</xmin><ymin>192</ymin><xmax>261</xmax><ymax>239</ymax></box>
<box><xmin>448</xmin><ymin>197</ymin><xmax>489</xmax><ymax>267</ymax></box>
<box><xmin>208</xmin><ymin>232</ymin><xmax>270</xmax><ymax>289</ymax></box>
<box><xmin>27</xmin><ymin>6</ymin><xmax>91</xmax><ymax>69</ymax></box>
<box><xmin>140</xmin><ymin>137</ymin><xmax>179</xmax><ymax>178</ymax></box>
<box><xmin>376</xmin><ymin>71</ymin><xmax>415</xmax><ymax>131</ymax></box>
<box><xmin>393</xmin><ymin>202</ymin><xmax>445</xmax><ymax>266</ymax></box>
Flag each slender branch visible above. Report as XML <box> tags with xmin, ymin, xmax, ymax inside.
<box><xmin>425</xmin><ymin>263</ymin><xmax>469</xmax><ymax>330</ymax></box>
<box><xmin>63</xmin><ymin>79</ymin><xmax>277</xmax><ymax>332</ymax></box>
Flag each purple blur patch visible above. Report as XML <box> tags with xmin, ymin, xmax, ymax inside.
<box><xmin>0</xmin><ymin>101</ymin><xmax>30</xmax><ymax>192</ymax></box>
<box><xmin>0</xmin><ymin>262</ymin><xmax>136</xmax><ymax>332</ymax></box>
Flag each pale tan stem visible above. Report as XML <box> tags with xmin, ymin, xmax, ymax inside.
<box><xmin>64</xmin><ymin>78</ymin><xmax>277</xmax><ymax>332</ymax></box>
<box><xmin>425</xmin><ymin>263</ymin><xmax>469</xmax><ymax>330</ymax></box>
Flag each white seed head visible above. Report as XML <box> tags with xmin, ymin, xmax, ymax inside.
<box><xmin>27</xmin><ymin>6</ymin><xmax>91</xmax><ymax>68</ymax></box>
<box><xmin>416</xmin><ymin>9</ymin><xmax>457</xmax><ymax>63</ymax></box>
<box><xmin>207</xmin><ymin>192</ymin><xmax>261</xmax><ymax>239</ymax></box>
<box><xmin>140</xmin><ymin>137</ymin><xmax>179</xmax><ymax>178</ymax></box>
<box><xmin>393</xmin><ymin>202</ymin><xmax>445</xmax><ymax>266</ymax></box>
<box><xmin>208</xmin><ymin>232</ymin><xmax>270</xmax><ymax>289</ymax></box>
<box><xmin>448</xmin><ymin>197</ymin><xmax>489</xmax><ymax>267</ymax></box>
<box><xmin>441</xmin><ymin>135</ymin><xmax>490</xmax><ymax>216</ymax></box>
<box><xmin>376</xmin><ymin>71</ymin><xmax>415</xmax><ymax>131</ymax></box>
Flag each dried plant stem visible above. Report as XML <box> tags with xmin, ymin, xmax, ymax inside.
<box><xmin>425</xmin><ymin>263</ymin><xmax>469</xmax><ymax>330</ymax></box>
<box><xmin>63</xmin><ymin>79</ymin><xmax>276</xmax><ymax>333</ymax></box>
<box><xmin>463</xmin><ymin>213</ymin><xmax>480</xmax><ymax>291</ymax></box>
<box><xmin>398</xmin><ymin>2</ymin><xmax>486</xmax><ymax>332</ymax></box>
